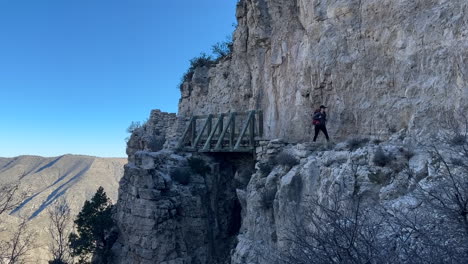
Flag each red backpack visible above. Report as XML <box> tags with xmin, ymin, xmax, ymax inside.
<box><xmin>312</xmin><ymin>110</ymin><xmax>321</xmax><ymax>125</ymax></box>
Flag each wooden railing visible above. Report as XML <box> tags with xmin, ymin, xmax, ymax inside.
<box><xmin>177</xmin><ymin>110</ymin><xmax>263</xmax><ymax>152</ymax></box>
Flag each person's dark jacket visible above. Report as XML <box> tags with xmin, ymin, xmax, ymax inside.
<box><xmin>313</xmin><ymin>111</ymin><xmax>327</xmax><ymax>126</ymax></box>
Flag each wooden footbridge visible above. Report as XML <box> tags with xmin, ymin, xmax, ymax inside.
<box><xmin>177</xmin><ymin>110</ymin><xmax>264</xmax><ymax>153</ymax></box>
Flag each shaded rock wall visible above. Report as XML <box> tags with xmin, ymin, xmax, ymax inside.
<box><xmin>112</xmin><ymin>151</ymin><xmax>254</xmax><ymax>264</ymax></box>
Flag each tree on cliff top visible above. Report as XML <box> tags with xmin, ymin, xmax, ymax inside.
<box><xmin>69</xmin><ymin>187</ymin><xmax>117</xmax><ymax>264</ymax></box>
<box><xmin>179</xmin><ymin>37</ymin><xmax>233</xmax><ymax>90</ymax></box>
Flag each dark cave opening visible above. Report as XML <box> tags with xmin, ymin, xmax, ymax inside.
<box><xmin>228</xmin><ymin>197</ymin><xmax>242</xmax><ymax>236</ymax></box>
<box><xmin>203</xmin><ymin>152</ymin><xmax>256</xmax><ymax>261</ymax></box>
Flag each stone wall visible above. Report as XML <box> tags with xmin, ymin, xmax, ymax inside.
<box><xmin>254</xmin><ymin>139</ymin><xmax>287</xmax><ymax>163</ymax></box>
<box><xmin>126</xmin><ymin>110</ymin><xmax>178</xmax><ymax>163</ymax></box>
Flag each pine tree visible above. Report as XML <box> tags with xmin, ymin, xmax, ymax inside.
<box><xmin>69</xmin><ymin>187</ymin><xmax>116</xmax><ymax>264</ymax></box>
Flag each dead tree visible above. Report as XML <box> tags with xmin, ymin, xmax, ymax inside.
<box><xmin>0</xmin><ymin>218</ymin><xmax>36</xmax><ymax>264</ymax></box>
<box><xmin>47</xmin><ymin>199</ymin><xmax>73</xmax><ymax>264</ymax></box>
<box><xmin>0</xmin><ymin>181</ymin><xmax>27</xmax><ymax>216</ymax></box>
<box><xmin>276</xmin><ymin>128</ymin><xmax>468</xmax><ymax>264</ymax></box>
<box><xmin>0</xmin><ymin>180</ymin><xmax>36</xmax><ymax>264</ymax></box>
<box><xmin>277</xmin><ymin>191</ymin><xmax>398</xmax><ymax>264</ymax></box>
<box><xmin>383</xmin><ymin>112</ymin><xmax>468</xmax><ymax>263</ymax></box>
<box><xmin>400</xmin><ymin>114</ymin><xmax>468</xmax><ymax>263</ymax></box>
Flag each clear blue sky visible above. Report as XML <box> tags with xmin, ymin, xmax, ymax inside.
<box><xmin>0</xmin><ymin>0</ymin><xmax>238</xmax><ymax>158</ymax></box>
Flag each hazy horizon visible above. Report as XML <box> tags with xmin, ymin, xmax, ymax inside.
<box><xmin>0</xmin><ymin>153</ymin><xmax>127</xmax><ymax>159</ymax></box>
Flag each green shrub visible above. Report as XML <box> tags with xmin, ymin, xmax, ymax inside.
<box><xmin>179</xmin><ymin>53</ymin><xmax>215</xmax><ymax>90</ymax></box>
<box><xmin>258</xmin><ymin>162</ymin><xmax>273</xmax><ymax>176</ymax></box>
<box><xmin>347</xmin><ymin>138</ymin><xmax>370</xmax><ymax>151</ymax></box>
<box><xmin>368</xmin><ymin>170</ymin><xmax>391</xmax><ymax>185</ymax></box>
<box><xmin>179</xmin><ymin>37</ymin><xmax>233</xmax><ymax>90</ymax></box>
<box><xmin>388</xmin><ymin>125</ymin><xmax>397</xmax><ymax>133</ymax></box>
<box><xmin>126</xmin><ymin>121</ymin><xmax>141</xmax><ymax>133</ymax></box>
<box><xmin>211</xmin><ymin>40</ymin><xmax>233</xmax><ymax>60</ymax></box>
<box><xmin>69</xmin><ymin>187</ymin><xmax>116</xmax><ymax>263</ymax></box>
<box><xmin>187</xmin><ymin>157</ymin><xmax>211</xmax><ymax>176</ymax></box>
<box><xmin>275</xmin><ymin>151</ymin><xmax>299</xmax><ymax>167</ymax></box>
<box><xmin>373</xmin><ymin>147</ymin><xmax>393</xmax><ymax>167</ymax></box>
<box><xmin>258</xmin><ymin>157</ymin><xmax>277</xmax><ymax>176</ymax></box>
<box><xmin>188</xmin><ymin>53</ymin><xmax>215</xmax><ymax>69</ymax></box>
<box><xmin>399</xmin><ymin>147</ymin><xmax>415</xmax><ymax>161</ymax></box>
<box><xmin>171</xmin><ymin>167</ymin><xmax>191</xmax><ymax>185</ymax></box>
<box><xmin>450</xmin><ymin>134</ymin><xmax>466</xmax><ymax>146</ymax></box>
<box><xmin>450</xmin><ymin>158</ymin><xmax>464</xmax><ymax>167</ymax></box>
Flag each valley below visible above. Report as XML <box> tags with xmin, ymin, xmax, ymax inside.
<box><xmin>0</xmin><ymin>155</ymin><xmax>126</xmax><ymax>263</ymax></box>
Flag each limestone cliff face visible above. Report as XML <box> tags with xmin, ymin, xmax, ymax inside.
<box><xmin>180</xmin><ymin>0</ymin><xmax>468</xmax><ymax>142</ymax></box>
<box><xmin>113</xmin><ymin>1</ymin><xmax>468</xmax><ymax>263</ymax></box>
<box><xmin>113</xmin><ymin>143</ymin><xmax>252</xmax><ymax>263</ymax></box>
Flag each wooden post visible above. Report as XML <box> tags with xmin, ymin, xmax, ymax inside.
<box><xmin>215</xmin><ymin>113</ymin><xmax>235</xmax><ymax>150</ymax></box>
<box><xmin>177</xmin><ymin>116</ymin><xmax>195</xmax><ymax>149</ymax></box>
<box><xmin>250</xmin><ymin>111</ymin><xmax>255</xmax><ymax>147</ymax></box>
<box><xmin>191</xmin><ymin>117</ymin><xmax>197</xmax><ymax>148</ymax></box>
<box><xmin>230</xmin><ymin>113</ymin><xmax>236</xmax><ymax>148</ymax></box>
<box><xmin>203</xmin><ymin>113</ymin><xmax>224</xmax><ymax>150</ymax></box>
<box><xmin>258</xmin><ymin>110</ymin><xmax>263</xmax><ymax>137</ymax></box>
<box><xmin>207</xmin><ymin>115</ymin><xmax>212</xmax><ymax>138</ymax></box>
<box><xmin>193</xmin><ymin>115</ymin><xmax>212</xmax><ymax>148</ymax></box>
<box><xmin>219</xmin><ymin>114</ymin><xmax>224</xmax><ymax>138</ymax></box>
<box><xmin>234</xmin><ymin>111</ymin><xmax>254</xmax><ymax>150</ymax></box>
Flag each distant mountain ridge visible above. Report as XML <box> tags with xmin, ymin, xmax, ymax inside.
<box><xmin>0</xmin><ymin>154</ymin><xmax>126</xmax><ymax>263</ymax></box>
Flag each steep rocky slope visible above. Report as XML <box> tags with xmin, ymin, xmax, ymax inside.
<box><xmin>0</xmin><ymin>155</ymin><xmax>126</xmax><ymax>263</ymax></box>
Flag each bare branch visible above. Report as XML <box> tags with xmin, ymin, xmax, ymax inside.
<box><xmin>47</xmin><ymin>199</ymin><xmax>73</xmax><ymax>264</ymax></box>
<box><xmin>0</xmin><ymin>217</ymin><xmax>37</xmax><ymax>264</ymax></box>
<box><xmin>0</xmin><ymin>180</ymin><xmax>27</xmax><ymax>216</ymax></box>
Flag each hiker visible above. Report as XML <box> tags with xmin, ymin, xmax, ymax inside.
<box><xmin>312</xmin><ymin>105</ymin><xmax>330</xmax><ymax>142</ymax></box>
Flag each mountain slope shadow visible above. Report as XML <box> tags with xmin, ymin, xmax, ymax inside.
<box><xmin>29</xmin><ymin>165</ymin><xmax>91</xmax><ymax>219</ymax></box>
<box><xmin>34</xmin><ymin>156</ymin><xmax>64</xmax><ymax>174</ymax></box>
<box><xmin>9</xmin><ymin>160</ymin><xmax>93</xmax><ymax>219</ymax></box>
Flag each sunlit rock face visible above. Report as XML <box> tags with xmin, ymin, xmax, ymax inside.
<box><xmin>179</xmin><ymin>0</ymin><xmax>468</xmax><ymax>142</ymax></box>
<box><xmin>113</xmin><ymin>0</ymin><xmax>468</xmax><ymax>263</ymax></box>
